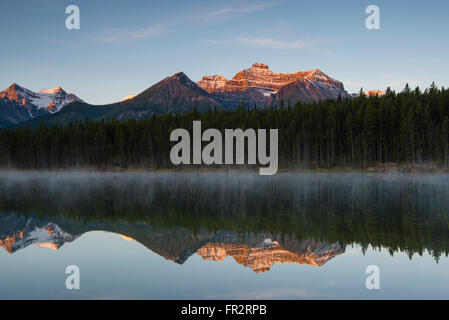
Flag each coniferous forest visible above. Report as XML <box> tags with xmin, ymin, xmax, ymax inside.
<box><xmin>1</xmin><ymin>84</ymin><xmax>449</xmax><ymax>170</ymax></box>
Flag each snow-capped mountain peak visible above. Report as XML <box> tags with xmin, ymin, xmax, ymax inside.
<box><xmin>39</xmin><ymin>86</ymin><xmax>64</xmax><ymax>94</ymax></box>
<box><xmin>0</xmin><ymin>83</ymin><xmax>84</xmax><ymax>116</ymax></box>
<box><xmin>197</xmin><ymin>62</ymin><xmax>349</xmax><ymax>109</ymax></box>
<box><xmin>0</xmin><ymin>219</ymin><xmax>76</xmax><ymax>254</ymax></box>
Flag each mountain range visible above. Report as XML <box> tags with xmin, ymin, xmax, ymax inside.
<box><xmin>0</xmin><ymin>214</ymin><xmax>75</xmax><ymax>253</ymax></box>
<box><xmin>0</xmin><ymin>63</ymin><xmax>350</xmax><ymax>128</ymax></box>
<box><xmin>0</xmin><ymin>213</ymin><xmax>345</xmax><ymax>273</ymax></box>
<box><xmin>0</xmin><ymin>84</ymin><xmax>83</xmax><ymax>128</ymax></box>
<box><xmin>198</xmin><ymin>62</ymin><xmax>349</xmax><ymax>109</ymax></box>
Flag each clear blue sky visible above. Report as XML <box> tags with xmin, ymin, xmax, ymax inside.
<box><xmin>1</xmin><ymin>0</ymin><xmax>448</xmax><ymax>104</ymax></box>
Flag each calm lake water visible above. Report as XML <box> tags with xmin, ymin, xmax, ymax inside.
<box><xmin>0</xmin><ymin>172</ymin><xmax>448</xmax><ymax>299</ymax></box>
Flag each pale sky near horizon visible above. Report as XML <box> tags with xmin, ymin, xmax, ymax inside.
<box><xmin>0</xmin><ymin>0</ymin><xmax>448</xmax><ymax>104</ymax></box>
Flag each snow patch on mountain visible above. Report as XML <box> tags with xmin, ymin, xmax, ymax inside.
<box><xmin>0</xmin><ymin>83</ymin><xmax>84</xmax><ymax>114</ymax></box>
<box><xmin>0</xmin><ymin>219</ymin><xmax>76</xmax><ymax>254</ymax></box>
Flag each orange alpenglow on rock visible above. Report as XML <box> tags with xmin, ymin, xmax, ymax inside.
<box><xmin>121</xmin><ymin>94</ymin><xmax>136</xmax><ymax>102</ymax></box>
<box><xmin>196</xmin><ymin>239</ymin><xmax>344</xmax><ymax>274</ymax></box>
<box><xmin>46</xmin><ymin>101</ymin><xmax>56</xmax><ymax>111</ymax></box>
<box><xmin>0</xmin><ymin>235</ymin><xmax>18</xmax><ymax>254</ymax></box>
<box><xmin>45</xmin><ymin>226</ymin><xmax>54</xmax><ymax>235</ymax></box>
<box><xmin>120</xmin><ymin>234</ymin><xmax>136</xmax><ymax>242</ymax></box>
<box><xmin>0</xmin><ymin>223</ymin><xmax>75</xmax><ymax>254</ymax></box>
<box><xmin>197</xmin><ymin>63</ymin><xmax>344</xmax><ymax>94</ymax></box>
<box><xmin>366</xmin><ymin>89</ymin><xmax>385</xmax><ymax>96</ymax></box>
<box><xmin>35</xmin><ymin>242</ymin><xmax>60</xmax><ymax>251</ymax></box>
<box><xmin>197</xmin><ymin>75</ymin><xmax>228</xmax><ymax>93</ymax></box>
<box><xmin>0</xmin><ymin>83</ymin><xmax>83</xmax><ymax>114</ymax></box>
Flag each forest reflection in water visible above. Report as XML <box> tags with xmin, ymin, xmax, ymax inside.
<box><xmin>0</xmin><ymin>171</ymin><xmax>449</xmax><ymax>271</ymax></box>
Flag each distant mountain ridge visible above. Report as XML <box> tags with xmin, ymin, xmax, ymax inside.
<box><xmin>197</xmin><ymin>62</ymin><xmax>349</xmax><ymax>109</ymax></box>
<box><xmin>0</xmin><ymin>83</ymin><xmax>83</xmax><ymax>128</ymax></box>
<box><xmin>0</xmin><ymin>83</ymin><xmax>83</xmax><ymax>114</ymax></box>
<box><xmin>3</xmin><ymin>63</ymin><xmax>349</xmax><ymax>128</ymax></box>
<box><xmin>0</xmin><ymin>215</ymin><xmax>75</xmax><ymax>254</ymax></box>
<box><xmin>0</xmin><ymin>213</ymin><xmax>345</xmax><ymax>273</ymax></box>
<box><xmin>10</xmin><ymin>72</ymin><xmax>224</xmax><ymax>128</ymax></box>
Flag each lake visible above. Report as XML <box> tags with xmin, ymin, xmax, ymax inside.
<box><xmin>0</xmin><ymin>172</ymin><xmax>448</xmax><ymax>299</ymax></box>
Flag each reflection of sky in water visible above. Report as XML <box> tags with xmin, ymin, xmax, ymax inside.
<box><xmin>0</xmin><ymin>231</ymin><xmax>448</xmax><ymax>299</ymax></box>
<box><xmin>0</xmin><ymin>172</ymin><xmax>448</xmax><ymax>299</ymax></box>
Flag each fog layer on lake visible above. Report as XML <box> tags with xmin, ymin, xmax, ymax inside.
<box><xmin>1</xmin><ymin>172</ymin><xmax>449</xmax><ymax>299</ymax></box>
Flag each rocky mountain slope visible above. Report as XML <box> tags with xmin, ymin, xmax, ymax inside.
<box><xmin>0</xmin><ymin>83</ymin><xmax>83</xmax><ymax>127</ymax></box>
<box><xmin>0</xmin><ymin>214</ymin><xmax>76</xmax><ymax>254</ymax></box>
<box><xmin>110</xmin><ymin>72</ymin><xmax>223</xmax><ymax>118</ymax></box>
<box><xmin>0</xmin><ymin>213</ymin><xmax>344</xmax><ymax>273</ymax></box>
<box><xmin>196</xmin><ymin>234</ymin><xmax>344</xmax><ymax>274</ymax></box>
<box><xmin>6</xmin><ymin>63</ymin><xmax>350</xmax><ymax>128</ymax></box>
<box><xmin>366</xmin><ymin>89</ymin><xmax>385</xmax><ymax>96</ymax></box>
<box><xmin>197</xmin><ymin>63</ymin><xmax>349</xmax><ymax>109</ymax></box>
<box><xmin>0</xmin><ymin>98</ymin><xmax>32</xmax><ymax>128</ymax></box>
<box><xmin>13</xmin><ymin>72</ymin><xmax>224</xmax><ymax>128</ymax></box>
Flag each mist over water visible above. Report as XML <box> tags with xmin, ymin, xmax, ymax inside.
<box><xmin>1</xmin><ymin>172</ymin><xmax>449</xmax><ymax>250</ymax></box>
<box><xmin>1</xmin><ymin>172</ymin><xmax>449</xmax><ymax>299</ymax></box>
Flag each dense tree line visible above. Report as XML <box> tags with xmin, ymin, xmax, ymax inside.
<box><xmin>1</xmin><ymin>83</ymin><xmax>449</xmax><ymax>169</ymax></box>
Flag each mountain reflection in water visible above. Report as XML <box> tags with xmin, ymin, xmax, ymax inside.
<box><xmin>0</xmin><ymin>171</ymin><xmax>448</xmax><ymax>272</ymax></box>
<box><xmin>0</xmin><ymin>213</ymin><xmax>345</xmax><ymax>273</ymax></box>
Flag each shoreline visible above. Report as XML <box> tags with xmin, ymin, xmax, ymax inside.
<box><xmin>0</xmin><ymin>164</ymin><xmax>448</xmax><ymax>174</ymax></box>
